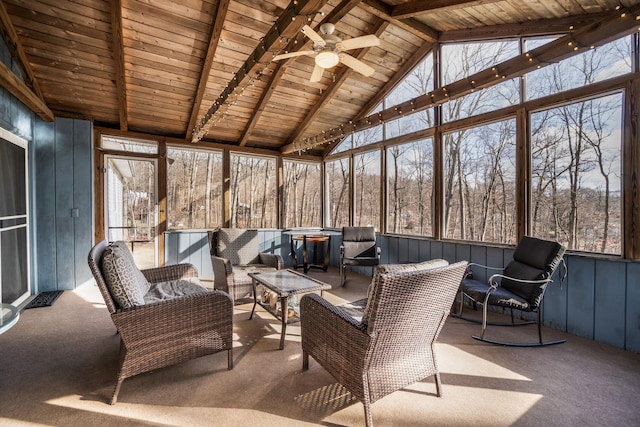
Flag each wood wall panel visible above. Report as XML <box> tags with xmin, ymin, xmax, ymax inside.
<box><xmin>54</xmin><ymin>118</ymin><xmax>75</xmax><ymax>289</ymax></box>
<box><xmin>72</xmin><ymin>120</ymin><xmax>93</xmax><ymax>287</ymax></box>
<box><xmin>594</xmin><ymin>259</ymin><xmax>626</xmax><ymax>348</ymax></box>
<box><xmin>33</xmin><ymin>120</ymin><xmax>56</xmax><ymax>291</ymax></box>
<box><xmin>625</xmin><ymin>262</ymin><xmax>640</xmax><ymax>353</ymax></box>
<box><xmin>566</xmin><ymin>256</ymin><xmax>596</xmax><ymax>339</ymax></box>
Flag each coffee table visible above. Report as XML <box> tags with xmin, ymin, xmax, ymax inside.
<box><xmin>249</xmin><ymin>269</ymin><xmax>331</xmax><ymax>349</ymax></box>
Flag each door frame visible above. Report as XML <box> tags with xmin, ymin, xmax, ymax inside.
<box><xmin>94</xmin><ymin>131</ymin><xmax>167</xmax><ymax>266</ymax></box>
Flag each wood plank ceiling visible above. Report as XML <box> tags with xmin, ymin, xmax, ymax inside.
<box><xmin>0</xmin><ymin>0</ymin><xmax>637</xmax><ymax>157</ymax></box>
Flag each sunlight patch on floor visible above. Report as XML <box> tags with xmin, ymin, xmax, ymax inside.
<box><xmin>437</xmin><ymin>343</ymin><xmax>532</xmax><ymax>381</ymax></box>
<box><xmin>44</xmin><ymin>397</ymin><xmax>317</xmax><ymax>427</ymax></box>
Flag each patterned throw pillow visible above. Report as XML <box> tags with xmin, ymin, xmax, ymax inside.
<box><xmin>101</xmin><ymin>241</ymin><xmax>150</xmax><ymax>308</ymax></box>
<box><xmin>361</xmin><ymin>259</ymin><xmax>449</xmax><ymax>325</ymax></box>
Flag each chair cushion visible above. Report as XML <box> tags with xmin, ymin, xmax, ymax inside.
<box><xmin>143</xmin><ymin>277</ymin><xmax>208</xmax><ymax>304</ymax></box>
<box><xmin>362</xmin><ymin>259</ymin><xmax>449</xmax><ymax>325</ymax></box>
<box><xmin>218</xmin><ymin>228</ymin><xmax>259</xmax><ymax>265</ymax></box>
<box><xmin>342</xmin><ymin>227</ymin><xmax>377</xmax><ymax>258</ymax></box>
<box><xmin>101</xmin><ymin>241</ymin><xmax>150</xmax><ymax>309</ymax></box>
<box><xmin>502</xmin><ymin>237</ymin><xmax>565</xmax><ymax>308</ymax></box>
<box><xmin>461</xmin><ymin>277</ymin><xmax>530</xmax><ymax>311</ymax></box>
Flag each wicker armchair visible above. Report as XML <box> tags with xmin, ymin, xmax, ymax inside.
<box><xmin>88</xmin><ymin>240</ymin><xmax>234</xmax><ymax>404</ymax></box>
<box><xmin>301</xmin><ymin>260</ymin><xmax>468</xmax><ymax>427</ymax></box>
<box><xmin>208</xmin><ymin>228</ymin><xmax>284</xmax><ymax>303</ymax></box>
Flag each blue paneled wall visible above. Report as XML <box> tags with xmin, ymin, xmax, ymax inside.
<box><xmin>167</xmin><ymin>230</ymin><xmax>640</xmax><ymax>353</ymax></box>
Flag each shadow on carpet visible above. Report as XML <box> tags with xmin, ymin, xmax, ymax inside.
<box><xmin>24</xmin><ymin>291</ymin><xmax>63</xmax><ymax>309</ymax></box>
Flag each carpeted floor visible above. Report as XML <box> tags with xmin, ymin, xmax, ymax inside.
<box><xmin>1</xmin><ymin>267</ymin><xmax>639</xmax><ymax>426</ymax></box>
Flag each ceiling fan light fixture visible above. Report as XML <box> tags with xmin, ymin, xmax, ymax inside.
<box><xmin>315</xmin><ymin>51</ymin><xmax>339</xmax><ymax>68</ymax></box>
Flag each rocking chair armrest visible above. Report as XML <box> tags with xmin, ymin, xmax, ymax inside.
<box><xmin>465</xmin><ymin>263</ymin><xmax>505</xmax><ymax>279</ymax></box>
<box><xmin>488</xmin><ymin>273</ymin><xmax>553</xmax><ymax>289</ymax></box>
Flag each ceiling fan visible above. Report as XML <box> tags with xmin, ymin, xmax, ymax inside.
<box><xmin>272</xmin><ymin>23</ymin><xmax>380</xmax><ymax>82</ymax></box>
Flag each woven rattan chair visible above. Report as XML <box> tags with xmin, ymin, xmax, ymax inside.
<box><xmin>301</xmin><ymin>260</ymin><xmax>468</xmax><ymax>427</ymax></box>
<box><xmin>208</xmin><ymin>228</ymin><xmax>284</xmax><ymax>303</ymax></box>
<box><xmin>340</xmin><ymin>226</ymin><xmax>381</xmax><ymax>286</ymax></box>
<box><xmin>88</xmin><ymin>240</ymin><xmax>234</xmax><ymax>404</ymax></box>
<box><xmin>456</xmin><ymin>236</ymin><xmax>567</xmax><ymax>347</ymax></box>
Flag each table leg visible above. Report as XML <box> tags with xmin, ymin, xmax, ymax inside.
<box><xmin>323</xmin><ymin>236</ymin><xmax>330</xmax><ymax>271</ymax></box>
<box><xmin>249</xmin><ymin>278</ymin><xmax>258</xmax><ymax>320</ymax></box>
<box><xmin>279</xmin><ymin>295</ymin><xmax>289</xmax><ymax>350</ymax></box>
<box><xmin>302</xmin><ymin>235</ymin><xmax>309</xmax><ymax>273</ymax></box>
<box><xmin>290</xmin><ymin>238</ymin><xmax>299</xmax><ymax>270</ymax></box>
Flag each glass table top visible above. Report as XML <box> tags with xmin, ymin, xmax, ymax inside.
<box><xmin>249</xmin><ymin>269</ymin><xmax>331</xmax><ymax>296</ymax></box>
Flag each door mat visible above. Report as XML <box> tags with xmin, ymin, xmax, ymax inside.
<box><xmin>24</xmin><ymin>291</ymin><xmax>63</xmax><ymax>309</ymax></box>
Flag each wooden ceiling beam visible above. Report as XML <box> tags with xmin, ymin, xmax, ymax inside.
<box><xmin>186</xmin><ymin>0</ymin><xmax>230</xmax><ymax>141</ymax></box>
<box><xmin>0</xmin><ymin>59</ymin><xmax>53</xmax><ymax>121</ymax></box>
<box><xmin>360</xmin><ymin>0</ymin><xmax>438</xmax><ymax>44</ymax></box>
<box><xmin>239</xmin><ymin>0</ymin><xmax>364</xmax><ymax>147</ymax></box>
<box><xmin>0</xmin><ymin>0</ymin><xmax>44</xmax><ymax>101</ymax></box>
<box><xmin>295</xmin><ymin>5</ymin><xmax>640</xmax><ymax>151</ymax></box>
<box><xmin>191</xmin><ymin>0</ymin><xmax>330</xmax><ymax>142</ymax></box>
<box><xmin>109</xmin><ymin>0</ymin><xmax>128</xmax><ymax>131</ymax></box>
<box><xmin>238</xmin><ymin>61</ymin><xmax>288</xmax><ymax>147</ymax></box>
<box><xmin>439</xmin><ymin>12</ymin><xmax>609</xmax><ymax>43</ymax></box>
<box><xmin>391</xmin><ymin>0</ymin><xmax>501</xmax><ymax>19</ymax></box>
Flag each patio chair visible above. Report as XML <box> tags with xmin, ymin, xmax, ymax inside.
<box><xmin>301</xmin><ymin>260</ymin><xmax>468</xmax><ymax>427</ymax></box>
<box><xmin>340</xmin><ymin>226</ymin><xmax>381</xmax><ymax>286</ymax></box>
<box><xmin>208</xmin><ymin>228</ymin><xmax>284</xmax><ymax>303</ymax></box>
<box><xmin>456</xmin><ymin>236</ymin><xmax>567</xmax><ymax>347</ymax></box>
<box><xmin>88</xmin><ymin>240</ymin><xmax>233</xmax><ymax>404</ymax></box>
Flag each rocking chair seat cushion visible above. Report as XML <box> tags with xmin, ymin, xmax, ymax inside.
<box><xmin>101</xmin><ymin>241</ymin><xmax>151</xmax><ymax>308</ymax></box>
<box><xmin>461</xmin><ymin>277</ymin><xmax>530</xmax><ymax>311</ymax></box>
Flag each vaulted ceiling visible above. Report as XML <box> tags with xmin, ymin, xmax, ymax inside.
<box><xmin>0</xmin><ymin>0</ymin><xmax>637</xmax><ymax>157</ymax></box>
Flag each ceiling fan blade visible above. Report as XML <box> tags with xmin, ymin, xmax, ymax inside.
<box><xmin>339</xmin><ymin>53</ymin><xmax>375</xmax><ymax>77</ymax></box>
<box><xmin>302</xmin><ymin>25</ymin><xmax>326</xmax><ymax>46</ymax></box>
<box><xmin>336</xmin><ymin>34</ymin><xmax>380</xmax><ymax>51</ymax></box>
<box><xmin>310</xmin><ymin>64</ymin><xmax>324</xmax><ymax>82</ymax></box>
<box><xmin>272</xmin><ymin>50</ymin><xmax>314</xmax><ymax>61</ymax></box>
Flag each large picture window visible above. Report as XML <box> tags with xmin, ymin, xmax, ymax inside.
<box><xmin>443</xmin><ymin>119</ymin><xmax>517</xmax><ymax>244</ymax></box>
<box><xmin>386</xmin><ymin>139</ymin><xmax>433</xmax><ymax>236</ymax></box>
<box><xmin>167</xmin><ymin>147</ymin><xmax>222</xmax><ymax>230</ymax></box>
<box><xmin>230</xmin><ymin>153</ymin><xmax>277</xmax><ymax>228</ymax></box>
<box><xmin>283</xmin><ymin>160</ymin><xmax>322</xmax><ymax>228</ymax></box>
<box><xmin>530</xmin><ymin>93</ymin><xmax>622</xmax><ymax>254</ymax></box>
<box><xmin>354</xmin><ymin>150</ymin><xmax>381</xmax><ymax>229</ymax></box>
<box><xmin>325</xmin><ymin>158</ymin><xmax>349</xmax><ymax>228</ymax></box>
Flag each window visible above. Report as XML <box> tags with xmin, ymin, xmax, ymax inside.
<box><xmin>230</xmin><ymin>153</ymin><xmax>277</xmax><ymax>228</ymax></box>
<box><xmin>101</xmin><ymin>135</ymin><xmax>158</xmax><ymax>154</ymax></box>
<box><xmin>167</xmin><ymin>147</ymin><xmax>222</xmax><ymax>230</ymax></box>
<box><xmin>386</xmin><ymin>139</ymin><xmax>433</xmax><ymax>236</ymax></box>
<box><xmin>525</xmin><ymin>36</ymin><xmax>632</xmax><ymax>101</ymax></box>
<box><xmin>325</xmin><ymin>158</ymin><xmax>349</xmax><ymax>228</ymax></box>
<box><xmin>283</xmin><ymin>160</ymin><xmax>322</xmax><ymax>228</ymax></box>
<box><xmin>386</xmin><ymin>53</ymin><xmax>434</xmax><ymax>107</ymax></box>
<box><xmin>354</xmin><ymin>150</ymin><xmax>381</xmax><ymax>229</ymax></box>
<box><xmin>442</xmin><ymin>41</ymin><xmax>520</xmax><ymax>122</ymax></box>
<box><xmin>530</xmin><ymin>93</ymin><xmax>622</xmax><ymax>254</ymax></box>
<box><xmin>443</xmin><ymin>119</ymin><xmax>517</xmax><ymax>244</ymax></box>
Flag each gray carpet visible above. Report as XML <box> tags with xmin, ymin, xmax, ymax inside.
<box><xmin>1</xmin><ymin>267</ymin><xmax>639</xmax><ymax>426</ymax></box>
